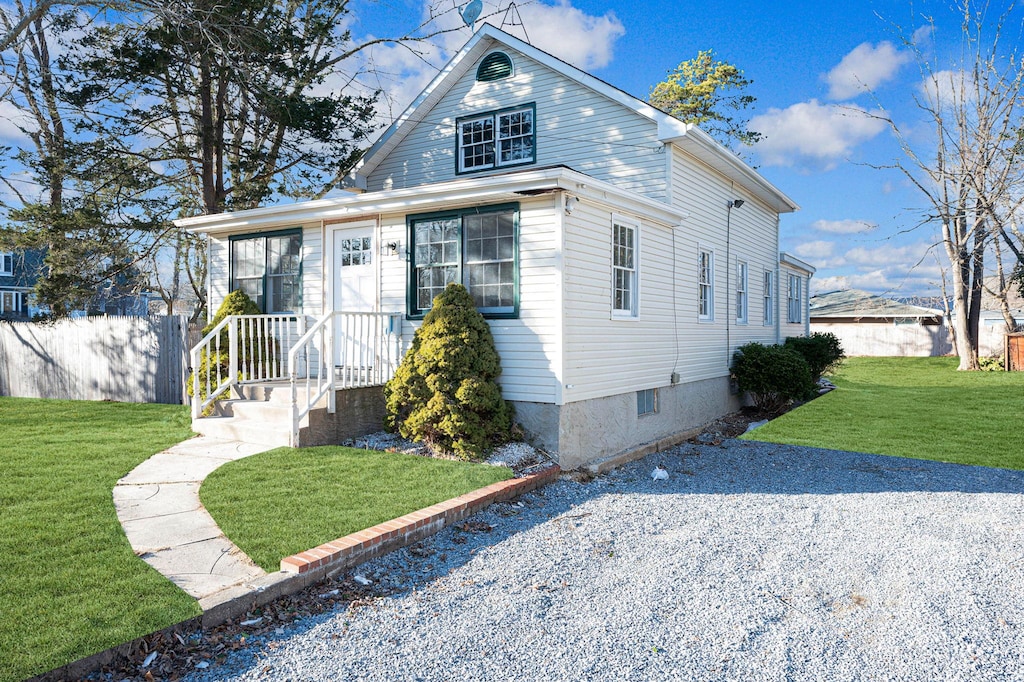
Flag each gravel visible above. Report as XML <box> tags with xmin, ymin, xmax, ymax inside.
<box><xmin>180</xmin><ymin>439</ymin><xmax>1024</xmax><ymax>681</ymax></box>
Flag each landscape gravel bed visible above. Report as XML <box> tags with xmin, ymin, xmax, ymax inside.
<box><xmin>180</xmin><ymin>439</ymin><xmax>1024</xmax><ymax>681</ymax></box>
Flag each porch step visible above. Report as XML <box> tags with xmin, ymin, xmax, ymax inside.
<box><xmin>191</xmin><ymin>415</ymin><xmax>293</xmax><ymax>449</ymax></box>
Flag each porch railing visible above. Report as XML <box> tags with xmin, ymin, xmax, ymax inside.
<box><xmin>189</xmin><ymin>311</ymin><xmax>403</xmax><ymax>444</ymax></box>
<box><xmin>189</xmin><ymin>314</ymin><xmax>306</xmax><ymax>419</ymax></box>
<box><xmin>287</xmin><ymin>311</ymin><xmax>403</xmax><ymax>446</ymax></box>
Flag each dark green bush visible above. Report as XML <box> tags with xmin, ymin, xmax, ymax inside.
<box><xmin>783</xmin><ymin>332</ymin><xmax>845</xmax><ymax>382</ymax></box>
<box><xmin>383</xmin><ymin>283</ymin><xmax>513</xmax><ymax>460</ymax></box>
<box><xmin>732</xmin><ymin>342</ymin><xmax>815</xmax><ymax>413</ymax></box>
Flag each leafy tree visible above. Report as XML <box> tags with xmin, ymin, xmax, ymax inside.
<box><xmin>648</xmin><ymin>49</ymin><xmax>763</xmax><ymax>148</ymax></box>
<box><xmin>384</xmin><ymin>284</ymin><xmax>514</xmax><ymax>460</ymax></box>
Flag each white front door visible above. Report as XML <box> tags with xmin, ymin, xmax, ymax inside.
<box><xmin>332</xmin><ymin>223</ymin><xmax>376</xmax><ymax>367</ymax></box>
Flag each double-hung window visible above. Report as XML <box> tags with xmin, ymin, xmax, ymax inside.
<box><xmin>736</xmin><ymin>260</ymin><xmax>748</xmax><ymax>324</ymax></box>
<box><xmin>409</xmin><ymin>204</ymin><xmax>518</xmax><ymax>317</ymax></box>
<box><xmin>763</xmin><ymin>270</ymin><xmax>774</xmax><ymax>326</ymax></box>
<box><xmin>787</xmin><ymin>273</ymin><xmax>802</xmax><ymax>323</ymax></box>
<box><xmin>0</xmin><ymin>252</ymin><xmax>12</xmax><ymax>276</ymax></box>
<box><xmin>698</xmin><ymin>248</ymin><xmax>714</xmax><ymax>321</ymax></box>
<box><xmin>456</xmin><ymin>104</ymin><xmax>536</xmax><ymax>173</ymax></box>
<box><xmin>612</xmin><ymin>217</ymin><xmax>638</xmax><ymax>317</ymax></box>
<box><xmin>229</xmin><ymin>230</ymin><xmax>302</xmax><ymax>313</ymax></box>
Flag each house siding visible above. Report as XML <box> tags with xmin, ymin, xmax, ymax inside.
<box><xmin>377</xmin><ymin>195</ymin><xmax>562</xmax><ymax>404</ymax></box>
<box><xmin>366</xmin><ymin>45</ymin><xmax>667</xmax><ymax>202</ymax></box>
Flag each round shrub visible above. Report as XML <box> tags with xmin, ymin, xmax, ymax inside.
<box><xmin>783</xmin><ymin>332</ymin><xmax>845</xmax><ymax>382</ymax></box>
<box><xmin>383</xmin><ymin>283</ymin><xmax>513</xmax><ymax>460</ymax></box>
<box><xmin>731</xmin><ymin>342</ymin><xmax>815</xmax><ymax>413</ymax></box>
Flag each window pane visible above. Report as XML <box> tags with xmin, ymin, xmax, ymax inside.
<box><xmin>462</xmin><ymin>211</ymin><xmax>514</xmax><ymax>311</ymax></box>
<box><xmin>497</xmin><ymin>109</ymin><xmax>534</xmax><ymax>165</ymax></box>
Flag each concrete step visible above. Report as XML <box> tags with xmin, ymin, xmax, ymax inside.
<box><xmin>192</xmin><ymin>415</ymin><xmax>293</xmax><ymax>449</ymax></box>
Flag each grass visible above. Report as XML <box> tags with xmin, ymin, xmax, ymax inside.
<box><xmin>0</xmin><ymin>398</ymin><xmax>200</xmax><ymax>682</ymax></box>
<box><xmin>743</xmin><ymin>356</ymin><xmax>1024</xmax><ymax>469</ymax></box>
<box><xmin>200</xmin><ymin>446</ymin><xmax>513</xmax><ymax>571</ymax></box>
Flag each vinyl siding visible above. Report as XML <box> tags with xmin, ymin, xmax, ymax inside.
<box><xmin>378</xmin><ymin>195</ymin><xmax>561</xmax><ymax>404</ymax></box>
<box><xmin>366</xmin><ymin>47</ymin><xmax>667</xmax><ymax>201</ymax></box>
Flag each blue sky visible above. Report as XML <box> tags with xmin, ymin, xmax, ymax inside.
<box><xmin>348</xmin><ymin>0</ymin><xmax>1021</xmax><ymax>298</ymax></box>
<box><xmin>1</xmin><ymin>0</ymin><xmax>1015</xmax><ymax>298</ymax></box>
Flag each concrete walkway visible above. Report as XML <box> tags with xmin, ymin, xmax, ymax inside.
<box><xmin>113</xmin><ymin>437</ymin><xmax>272</xmax><ymax>601</ymax></box>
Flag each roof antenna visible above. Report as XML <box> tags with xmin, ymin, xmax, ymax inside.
<box><xmin>500</xmin><ymin>2</ymin><xmax>531</xmax><ymax>43</ymax></box>
<box><xmin>460</xmin><ymin>0</ymin><xmax>483</xmax><ymax>30</ymax></box>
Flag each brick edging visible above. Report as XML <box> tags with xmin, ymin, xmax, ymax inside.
<box><xmin>280</xmin><ymin>464</ymin><xmax>561</xmax><ymax>574</ymax></box>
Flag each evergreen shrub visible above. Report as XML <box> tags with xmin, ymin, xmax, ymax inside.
<box><xmin>783</xmin><ymin>332</ymin><xmax>845</xmax><ymax>382</ymax></box>
<box><xmin>383</xmin><ymin>283</ymin><xmax>513</xmax><ymax>460</ymax></box>
<box><xmin>731</xmin><ymin>342</ymin><xmax>815</xmax><ymax>413</ymax></box>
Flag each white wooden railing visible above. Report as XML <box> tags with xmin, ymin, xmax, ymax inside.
<box><xmin>190</xmin><ymin>314</ymin><xmax>305</xmax><ymax>419</ymax></box>
<box><xmin>287</xmin><ymin>311</ymin><xmax>403</xmax><ymax>446</ymax></box>
<box><xmin>189</xmin><ymin>311</ymin><xmax>403</xmax><ymax>445</ymax></box>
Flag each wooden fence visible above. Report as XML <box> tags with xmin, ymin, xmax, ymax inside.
<box><xmin>0</xmin><ymin>316</ymin><xmax>196</xmax><ymax>404</ymax></box>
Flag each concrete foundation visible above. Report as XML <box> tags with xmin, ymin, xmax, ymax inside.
<box><xmin>513</xmin><ymin>376</ymin><xmax>737</xmax><ymax>470</ymax></box>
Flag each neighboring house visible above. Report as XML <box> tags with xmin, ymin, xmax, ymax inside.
<box><xmin>177</xmin><ymin>25</ymin><xmax>812</xmax><ymax>469</ymax></box>
<box><xmin>0</xmin><ymin>250</ymin><xmax>40</xmax><ymax>319</ymax></box>
<box><xmin>810</xmin><ymin>289</ymin><xmax>952</xmax><ymax>357</ymax></box>
<box><xmin>979</xmin><ymin>309</ymin><xmax>1024</xmax><ymax>358</ymax></box>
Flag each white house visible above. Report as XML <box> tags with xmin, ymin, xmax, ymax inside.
<box><xmin>177</xmin><ymin>25</ymin><xmax>811</xmax><ymax>470</ymax></box>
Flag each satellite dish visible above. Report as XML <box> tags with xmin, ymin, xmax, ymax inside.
<box><xmin>460</xmin><ymin>0</ymin><xmax>483</xmax><ymax>29</ymax></box>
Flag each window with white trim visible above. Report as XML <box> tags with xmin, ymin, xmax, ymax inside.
<box><xmin>698</xmin><ymin>248</ymin><xmax>714</xmax><ymax>320</ymax></box>
<box><xmin>0</xmin><ymin>290</ymin><xmax>22</xmax><ymax>315</ymax></box>
<box><xmin>763</xmin><ymin>270</ymin><xmax>774</xmax><ymax>326</ymax></box>
<box><xmin>456</xmin><ymin>105</ymin><xmax>535</xmax><ymax>173</ymax></box>
<box><xmin>787</xmin><ymin>273</ymin><xmax>802</xmax><ymax>323</ymax></box>
<box><xmin>0</xmin><ymin>252</ymin><xmax>12</xmax><ymax>276</ymax></box>
<box><xmin>612</xmin><ymin>218</ymin><xmax>638</xmax><ymax>316</ymax></box>
<box><xmin>409</xmin><ymin>205</ymin><xmax>518</xmax><ymax>317</ymax></box>
<box><xmin>637</xmin><ymin>388</ymin><xmax>657</xmax><ymax>416</ymax></box>
<box><xmin>736</xmin><ymin>260</ymin><xmax>748</xmax><ymax>324</ymax></box>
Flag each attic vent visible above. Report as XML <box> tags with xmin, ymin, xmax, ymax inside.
<box><xmin>477</xmin><ymin>52</ymin><xmax>514</xmax><ymax>82</ymax></box>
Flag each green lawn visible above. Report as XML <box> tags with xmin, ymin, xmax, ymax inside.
<box><xmin>743</xmin><ymin>356</ymin><xmax>1024</xmax><ymax>469</ymax></box>
<box><xmin>201</xmin><ymin>446</ymin><xmax>513</xmax><ymax>571</ymax></box>
<box><xmin>0</xmin><ymin>398</ymin><xmax>200</xmax><ymax>682</ymax></box>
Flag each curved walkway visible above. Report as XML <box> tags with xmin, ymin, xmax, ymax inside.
<box><xmin>113</xmin><ymin>437</ymin><xmax>271</xmax><ymax>601</ymax></box>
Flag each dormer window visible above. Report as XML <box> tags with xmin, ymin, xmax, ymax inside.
<box><xmin>456</xmin><ymin>104</ymin><xmax>536</xmax><ymax>174</ymax></box>
<box><xmin>476</xmin><ymin>52</ymin><xmax>514</xmax><ymax>81</ymax></box>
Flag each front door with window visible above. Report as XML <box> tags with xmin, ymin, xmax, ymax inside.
<box><xmin>332</xmin><ymin>223</ymin><xmax>376</xmax><ymax>368</ymax></box>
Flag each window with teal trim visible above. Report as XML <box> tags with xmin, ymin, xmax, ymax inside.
<box><xmin>230</xmin><ymin>231</ymin><xmax>301</xmax><ymax>313</ymax></box>
<box><xmin>409</xmin><ymin>206</ymin><xmax>518</xmax><ymax>317</ymax></box>
<box><xmin>457</xmin><ymin>104</ymin><xmax>535</xmax><ymax>173</ymax></box>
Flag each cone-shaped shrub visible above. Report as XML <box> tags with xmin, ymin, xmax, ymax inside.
<box><xmin>384</xmin><ymin>283</ymin><xmax>513</xmax><ymax>459</ymax></box>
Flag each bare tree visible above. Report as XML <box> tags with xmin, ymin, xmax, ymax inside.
<box><xmin>880</xmin><ymin>0</ymin><xmax>1024</xmax><ymax>369</ymax></box>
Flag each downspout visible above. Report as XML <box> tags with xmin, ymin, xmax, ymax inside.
<box><xmin>725</xmin><ymin>197</ymin><xmax>745</xmax><ymax>364</ymax></box>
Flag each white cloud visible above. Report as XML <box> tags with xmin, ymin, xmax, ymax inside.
<box><xmin>486</xmin><ymin>0</ymin><xmax>625</xmax><ymax>71</ymax></box>
<box><xmin>0</xmin><ymin>101</ymin><xmax>34</xmax><ymax>142</ymax></box>
<box><xmin>825</xmin><ymin>41</ymin><xmax>911</xmax><ymax>100</ymax></box>
<box><xmin>349</xmin><ymin>1</ymin><xmax>625</xmax><ymax>132</ymax></box>
<box><xmin>810</xmin><ymin>275</ymin><xmax>851</xmax><ymax>295</ymax></box>
<box><xmin>919</xmin><ymin>69</ymin><xmax>974</xmax><ymax>107</ymax></box>
<box><xmin>750</xmin><ymin>100</ymin><xmax>887</xmax><ymax>169</ymax></box>
<box><xmin>793</xmin><ymin>240</ymin><xmax>835</xmax><ymax>259</ymax></box>
<box><xmin>845</xmin><ymin>241</ymin><xmax>934</xmax><ymax>268</ymax></box>
<box><xmin>811</xmin><ymin>218</ymin><xmax>877</xmax><ymax>234</ymax></box>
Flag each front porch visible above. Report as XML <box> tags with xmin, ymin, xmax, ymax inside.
<box><xmin>190</xmin><ymin>312</ymin><xmax>403</xmax><ymax>447</ymax></box>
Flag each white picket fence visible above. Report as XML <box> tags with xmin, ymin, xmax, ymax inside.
<box><xmin>0</xmin><ymin>315</ymin><xmax>193</xmax><ymax>404</ymax></box>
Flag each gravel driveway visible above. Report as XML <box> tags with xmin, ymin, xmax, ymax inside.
<box><xmin>184</xmin><ymin>439</ymin><xmax>1024</xmax><ymax>681</ymax></box>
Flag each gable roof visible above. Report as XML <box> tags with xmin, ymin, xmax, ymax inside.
<box><xmin>354</xmin><ymin>24</ymin><xmax>798</xmax><ymax>214</ymax></box>
<box><xmin>809</xmin><ymin>289</ymin><xmax>943</xmax><ymax>319</ymax></box>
